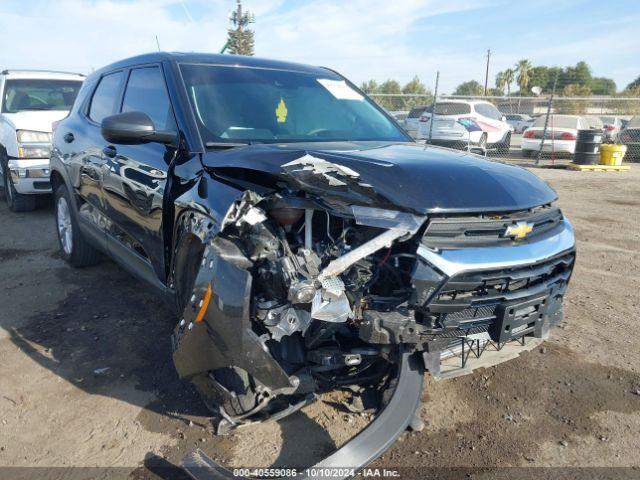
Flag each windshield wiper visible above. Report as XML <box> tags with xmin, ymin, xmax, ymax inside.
<box><xmin>205</xmin><ymin>142</ymin><xmax>251</xmax><ymax>150</ymax></box>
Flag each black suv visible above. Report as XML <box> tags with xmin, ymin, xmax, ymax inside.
<box><xmin>51</xmin><ymin>52</ymin><xmax>575</xmax><ymax>465</ymax></box>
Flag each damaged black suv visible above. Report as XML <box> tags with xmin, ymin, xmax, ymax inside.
<box><xmin>51</xmin><ymin>53</ymin><xmax>575</xmax><ymax>471</ymax></box>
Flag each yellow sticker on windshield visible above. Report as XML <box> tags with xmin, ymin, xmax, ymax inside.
<box><xmin>275</xmin><ymin>97</ymin><xmax>288</xmax><ymax>123</ymax></box>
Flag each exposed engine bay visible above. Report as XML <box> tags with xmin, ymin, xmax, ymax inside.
<box><xmin>172</xmin><ymin>153</ymin><xmax>575</xmax><ymax>443</ymax></box>
<box><xmin>192</xmin><ymin>187</ymin><xmax>426</xmax><ymax>428</ymax></box>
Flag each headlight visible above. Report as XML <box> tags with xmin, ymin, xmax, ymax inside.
<box><xmin>16</xmin><ymin>130</ymin><xmax>52</xmax><ymax>159</ymax></box>
<box><xmin>17</xmin><ymin>146</ymin><xmax>52</xmax><ymax>159</ymax></box>
<box><xmin>16</xmin><ymin>130</ymin><xmax>52</xmax><ymax>143</ymax></box>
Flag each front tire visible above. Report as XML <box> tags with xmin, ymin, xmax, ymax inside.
<box><xmin>2</xmin><ymin>159</ymin><xmax>36</xmax><ymax>212</ymax></box>
<box><xmin>54</xmin><ymin>184</ymin><xmax>101</xmax><ymax>267</ymax></box>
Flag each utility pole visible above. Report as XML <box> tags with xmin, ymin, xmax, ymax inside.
<box><xmin>483</xmin><ymin>49</ymin><xmax>491</xmax><ymax>96</ymax></box>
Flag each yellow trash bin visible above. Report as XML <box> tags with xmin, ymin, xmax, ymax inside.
<box><xmin>600</xmin><ymin>144</ymin><xmax>627</xmax><ymax>166</ymax></box>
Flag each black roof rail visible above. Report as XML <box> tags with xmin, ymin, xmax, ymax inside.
<box><xmin>1</xmin><ymin>69</ymin><xmax>85</xmax><ymax>77</ymax></box>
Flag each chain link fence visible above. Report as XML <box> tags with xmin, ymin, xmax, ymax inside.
<box><xmin>369</xmin><ymin>93</ymin><xmax>640</xmax><ymax>163</ymax></box>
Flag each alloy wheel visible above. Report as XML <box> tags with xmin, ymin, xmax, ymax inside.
<box><xmin>57</xmin><ymin>196</ymin><xmax>73</xmax><ymax>255</ymax></box>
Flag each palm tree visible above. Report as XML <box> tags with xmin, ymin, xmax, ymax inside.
<box><xmin>503</xmin><ymin>68</ymin><xmax>515</xmax><ymax>112</ymax></box>
<box><xmin>495</xmin><ymin>71</ymin><xmax>506</xmax><ymax>93</ymax></box>
<box><xmin>515</xmin><ymin>59</ymin><xmax>533</xmax><ymax>112</ymax></box>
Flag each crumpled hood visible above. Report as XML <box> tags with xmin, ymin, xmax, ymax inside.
<box><xmin>1</xmin><ymin>110</ymin><xmax>70</xmax><ymax>133</ymax></box>
<box><xmin>202</xmin><ymin>142</ymin><xmax>557</xmax><ymax>214</ymax></box>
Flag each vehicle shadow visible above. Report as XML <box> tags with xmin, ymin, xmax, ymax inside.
<box><xmin>7</xmin><ymin>257</ymin><xmax>341</xmax><ymax>470</ymax></box>
<box><xmin>8</xmin><ymin>259</ymin><xmax>211</xmax><ymax>424</ymax></box>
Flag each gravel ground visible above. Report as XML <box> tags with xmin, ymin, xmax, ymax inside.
<box><xmin>0</xmin><ymin>162</ymin><xmax>639</xmax><ymax>479</ymax></box>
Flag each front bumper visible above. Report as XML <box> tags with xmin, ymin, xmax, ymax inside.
<box><xmin>7</xmin><ymin>159</ymin><xmax>52</xmax><ymax>194</ymax></box>
<box><xmin>360</xmin><ymin>219</ymin><xmax>576</xmax><ymax>376</ymax></box>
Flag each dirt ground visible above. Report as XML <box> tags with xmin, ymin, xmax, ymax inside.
<box><xmin>1</xmin><ymin>162</ymin><xmax>639</xmax><ymax>479</ymax></box>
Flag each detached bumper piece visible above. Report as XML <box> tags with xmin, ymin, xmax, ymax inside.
<box><xmin>181</xmin><ymin>349</ymin><xmax>424</xmax><ymax>480</ymax></box>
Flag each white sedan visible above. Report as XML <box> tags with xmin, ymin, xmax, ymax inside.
<box><xmin>522</xmin><ymin>115</ymin><xmax>590</xmax><ymax>157</ymax></box>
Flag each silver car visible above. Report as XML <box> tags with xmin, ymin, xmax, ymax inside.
<box><xmin>505</xmin><ymin>113</ymin><xmax>533</xmax><ymax>133</ymax></box>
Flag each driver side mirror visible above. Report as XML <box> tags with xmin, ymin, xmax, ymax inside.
<box><xmin>101</xmin><ymin>111</ymin><xmax>177</xmax><ymax>145</ymax></box>
<box><xmin>501</xmin><ymin>115</ymin><xmax>507</xmax><ymax>122</ymax></box>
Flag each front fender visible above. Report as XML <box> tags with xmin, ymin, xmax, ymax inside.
<box><xmin>171</xmin><ymin>210</ymin><xmax>293</xmax><ymax>392</ymax></box>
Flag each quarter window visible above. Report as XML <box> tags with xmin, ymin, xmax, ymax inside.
<box><xmin>475</xmin><ymin>103</ymin><xmax>502</xmax><ymax>120</ymax></box>
<box><xmin>121</xmin><ymin>67</ymin><xmax>175</xmax><ymax>131</ymax></box>
<box><xmin>89</xmin><ymin>71</ymin><xmax>124</xmax><ymax>123</ymax></box>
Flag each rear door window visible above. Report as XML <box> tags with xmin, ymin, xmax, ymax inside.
<box><xmin>89</xmin><ymin>71</ymin><xmax>124</xmax><ymax>123</ymax></box>
<box><xmin>433</xmin><ymin>102</ymin><xmax>471</xmax><ymax>115</ymax></box>
<box><xmin>121</xmin><ymin>66</ymin><xmax>175</xmax><ymax>131</ymax></box>
<box><xmin>475</xmin><ymin>103</ymin><xmax>502</xmax><ymax>120</ymax></box>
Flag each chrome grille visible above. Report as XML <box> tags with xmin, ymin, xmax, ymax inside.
<box><xmin>422</xmin><ymin>205</ymin><xmax>563</xmax><ymax>248</ymax></box>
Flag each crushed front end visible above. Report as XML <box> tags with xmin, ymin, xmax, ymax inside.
<box><xmin>172</xmin><ymin>167</ymin><xmax>575</xmax><ymax>419</ymax></box>
<box><xmin>172</xmin><ymin>151</ymin><xmax>575</xmax><ymax>478</ymax></box>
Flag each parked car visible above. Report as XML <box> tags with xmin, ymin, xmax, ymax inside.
<box><xmin>583</xmin><ymin>115</ymin><xmax>604</xmax><ymax>130</ymax></box>
<box><xmin>522</xmin><ymin>115</ymin><xmax>590</xmax><ymax>157</ymax></box>
<box><xmin>0</xmin><ymin>69</ymin><xmax>84</xmax><ymax>211</ymax></box>
<box><xmin>389</xmin><ymin>110</ymin><xmax>408</xmax><ymax>124</ymax></box>
<box><xmin>416</xmin><ymin>100</ymin><xmax>512</xmax><ymax>152</ymax></box>
<box><xmin>50</xmin><ymin>52</ymin><xmax>575</xmax><ymax>472</ymax></box>
<box><xmin>505</xmin><ymin>113</ymin><xmax>533</xmax><ymax>133</ymax></box>
<box><xmin>403</xmin><ymin>105</ymin><xmax>430</xmax><ymax>138</ymax></box>
<box><xmin>618</xmin><ymin>116</ymin><xmax>640</xmax><ymax>159</ymax></box>
<box><xmin>599</xmin><ymin>115</ymin><xmax>624</xmax><ymax>142</ymax></box>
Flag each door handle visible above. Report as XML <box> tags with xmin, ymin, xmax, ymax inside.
<box><xmin>63</xmin><ymin>132</ymin><xmax>75</xmax><ymax>143</ymax></box>
<box><xmin>102</xmin><ymin>145</ymin><xmax>117</xmax><ymax>158</ymax></box>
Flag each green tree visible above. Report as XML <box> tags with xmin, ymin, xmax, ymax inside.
<box><xmin>401</xmin><ymin>76</ymin><xmax>432</xmax><ymax>109</ymax></box>
<box><xmin>563</xmin><ymin>61</ymin><xmax>592</xmax><ymax>87</ymax></box>
<box><xmin>625</xmin><ymin>76</ymin><xmax>640</xmax><ymax>91</ymax></box>
<box><xmin>453</xmin><ymin>80</ymin><xmax>484</xmax><ymax>96</ymax></box>
<box><xmin>528</xmin><ymin>66</ymin><xmax>550</xmax><ymax>91</ymax></box>
<box><xmin>226</xmin><ymin>0</ymin><xmax>255</xmax><ymax>56</ymax></box>
<box><xmin>360</xmin><ymin>80</ymin><xmax>379</xmax><ymax>94</ymax></box>
<box><xmin>377</xmin><ymin>79</ymin><xmax>404</xmax><ymax>110</ymax></box>
<box><xmin>515</xmin><ymin>59</ymin><xmax>533</xmax><ymax>95</ymax></box>
<box><xmin>495</xmin><ymin>71</ymin><xmax>507</xmax><ymax>95</ymax></box>
<box><xmin>556</xmin><ymin>83</ymin><xmax>591</xmax><ymax>114</ymax></box>
<box><xmin>503</xmin><ymin>68</ymin><xmax>515</xmax><ymax>96</ymax></box>
<box><xmin>590</xmin><ymin>77</ymin><xmax>617</xmax><ymax>95</ymax></box>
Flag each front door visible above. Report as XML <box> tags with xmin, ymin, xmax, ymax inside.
<box><xmin>100</xmin><ymin>65</ymin><xmax>177</xmax><ymax>282</ymax></box>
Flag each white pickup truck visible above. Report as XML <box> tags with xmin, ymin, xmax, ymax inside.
<box><xmin>0</xmin><ymin>70</ymin><xmax>84</xmax><ymax>211</ymax></box>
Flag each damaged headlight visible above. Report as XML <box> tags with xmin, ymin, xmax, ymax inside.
<box><xmin>351</xmin><ymin>205</ymin><xmax>425</xmax><ymax>233</ymax></box>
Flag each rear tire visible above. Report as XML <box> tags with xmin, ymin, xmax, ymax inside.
<box><xmin>2</xmin><ymin>159</ymin><xmax>36</xmax><ymax>212</ymax></box>
<box><xmin>54</xmin><ymin>183</ymin><xmax>101</xmax><ymax>267</ymax></box>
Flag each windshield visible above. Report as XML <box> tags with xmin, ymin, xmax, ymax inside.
<box><xmin>2</xmin><ymin>79</ymin><xmax>82</xmax><ymax>113</ymax></box>
<box><xmin>179</xmin><ymin>64</ymin><xmax>408</xmax><ymax>145</ymax></box>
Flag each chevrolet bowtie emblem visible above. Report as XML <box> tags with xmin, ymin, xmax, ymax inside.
<box><xmin>505</xmin><ymin>221</ymin><xmax>534</xmax><ymax>240</ymax></box>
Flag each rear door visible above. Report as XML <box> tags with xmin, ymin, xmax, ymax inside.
<box><xmin>62</xmin><ymin>70</ymin><xmax>125</xmax><ymax>230</ymax></box>
<box><xmin>473</xmin><ymin>102</ymin><xmax>508</xmax><ymax>143</ymax></box>
<box><xmin>101</xmin><ymin>65</ymin><xmax>177</xmax><ymax>283</ymax></box>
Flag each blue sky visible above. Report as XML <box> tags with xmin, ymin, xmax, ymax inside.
<box><xmin>0</xmin><ymin>0</ymin><xmax>638</xmax><ymax>93</ymax></box>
